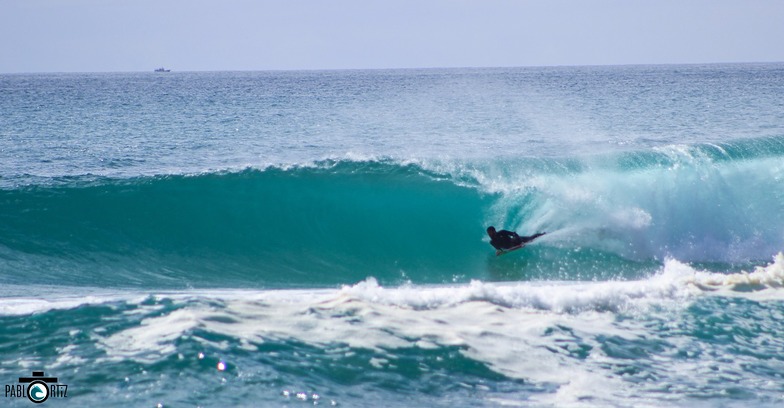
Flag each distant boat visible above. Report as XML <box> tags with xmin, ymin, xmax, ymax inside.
<box><xmin>154</xmin><ymin>67</ymin><xmax>171</xmax><ymax>72</ymax></box>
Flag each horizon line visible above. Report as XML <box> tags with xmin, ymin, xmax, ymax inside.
<box><xmin>2</xmin><ymin>60</ymin><xmax>783</xmax><ymax>76</ymax></box>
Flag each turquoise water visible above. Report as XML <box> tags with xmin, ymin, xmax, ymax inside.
<box><xmin>1</xmin><ymin>64</ymin><xmax>784</xmax><ymax>407</ymax></box>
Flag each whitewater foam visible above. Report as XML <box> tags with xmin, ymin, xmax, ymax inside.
<box><xmin>4</xmin><ymin>254</ymin><xmax>780</xmax><ymax>407</ymax></box>
<box><xmin>4</xmin><ymin>252</ymin><xmax>783</xmax><ymax>318</ymax></box>
<box><xmin>345</xmin><ymin>253</ymin><xmax>784</xmax><ymax>312</ymax></box>
<box><xmin>75</xmin><ymin>253</ymin><xmax>784</xmax><ymax>365</ymax></box>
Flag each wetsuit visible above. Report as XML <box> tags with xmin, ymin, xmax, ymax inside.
<box><xmin>490</xmin><ymin>231</ymin><xmax>546</xmax><ymax>250</ymax></box>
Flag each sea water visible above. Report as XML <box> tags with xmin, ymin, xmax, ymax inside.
<box><xmin>1</xmin><ymin>64</ymin><xmax>783</xmax><ymax>407</ymax></box>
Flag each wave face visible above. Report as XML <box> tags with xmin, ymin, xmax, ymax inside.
<box><xmin>2</xmin><ymin>136</ymin><xmax>783</xmax><ymax>289</ymax></box>
<box><xmin>0</xmin><ymin>161</ymin><xmax>488</xmax><ymax>288</ymax></box>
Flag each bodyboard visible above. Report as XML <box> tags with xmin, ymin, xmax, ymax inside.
<box><xmin>495</xmin><ymin>243</ymin><xmax>527</xmax><ymax>256</ymax></box>
<box><xmin>494</xmin><ymin>233</ymin><xmax>546</xmax><ymax>256</ymax></box>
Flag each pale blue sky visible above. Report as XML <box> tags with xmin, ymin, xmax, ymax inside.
<box><xmin>1</xmin><ymin>0</ymin><xmax>783</xmax><ymax>73</ymax></box>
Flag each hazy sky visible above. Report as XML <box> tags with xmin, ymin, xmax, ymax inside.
<box><xmin>2</xmin><ymin>0</ymin><xmax>783</xmax><ymax>73</ymax></box>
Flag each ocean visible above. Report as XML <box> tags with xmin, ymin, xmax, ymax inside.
<box><xmin>1</xmin><ymin>64</ymin><xmax>783</xmax><ymax>407</ymax></box>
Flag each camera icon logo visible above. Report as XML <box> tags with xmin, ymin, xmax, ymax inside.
<box><xmin>18</xmin><ymin>371</ymin><xmax>58</xmax><ymax>404</ymax></box>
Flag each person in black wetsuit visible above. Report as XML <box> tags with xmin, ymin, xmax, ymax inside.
<box><xmin>487</xmin><ymin>226</ymin><xmax>546</xmax><ymax>254</ymax></box>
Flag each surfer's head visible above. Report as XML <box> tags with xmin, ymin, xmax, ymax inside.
<box><xmin>486</xmin><ymin>226</ymin><xmax>496</xmax><ymax>237</ymax></box>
